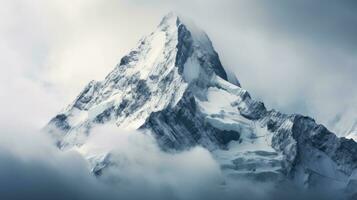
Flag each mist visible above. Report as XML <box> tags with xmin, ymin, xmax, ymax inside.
<box><xmin>0</xmin><ymin>123</ymin><xmax>343</xmax><ymax>200</ymax></box>
<box><xmin>0</xmin><ymin>0</ymin><xmax>356</xmax><ymax>199</ymax></box>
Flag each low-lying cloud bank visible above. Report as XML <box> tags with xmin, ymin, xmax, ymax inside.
<box><xmin>0</xmin><ymin>124</ymin><xmax>347</xmax><ymax>200</ymax></box>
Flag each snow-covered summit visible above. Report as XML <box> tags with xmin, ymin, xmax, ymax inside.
<box><xmin>46</xmin><ymin>13</ymin><xmax>357</xmax><ymax>195</ymax></box>
<box><xmin>46</xmin><ymin>12</ymin><xmax>240</xmax><ymax>147</ymax></box>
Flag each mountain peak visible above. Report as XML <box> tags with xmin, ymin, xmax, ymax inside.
<box><xmin>121</xmin><ymin>12</ymin><xmax>238</xmax><ymax>87</ymax></box>
<box><xmin>159</xmin><ymin>12</ymin><xmax>180</xmax><ymax>27</ymax></box>
<box><xmin>160</xmin><ymin>12</ymin><xmax>237</xmax><ymax>86</ymax></box>
<box><xmin>46</xmin><ymin>14</ymin><xmax>357</xmax><ymax>194</ymax></box>
<box><xmin>46</xmin><ymin>13</ymin><xmax>241</xmax><ymax>146</ymax></box>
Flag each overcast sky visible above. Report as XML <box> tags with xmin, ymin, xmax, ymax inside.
<box><xmin>1</xmin><ymin>0</ymin><xmax>356</xmax><ymax>133</ymax></box>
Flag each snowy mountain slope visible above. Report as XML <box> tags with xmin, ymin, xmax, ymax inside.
<box><xmin>46</xmin><ymin>13</ymin><xmax>357</xmax><ymax>193</ymax></box>
<box><xmin>47</xmin><ymin>13</ymin><xmax>236</xmax><ymax>148</ymax></box>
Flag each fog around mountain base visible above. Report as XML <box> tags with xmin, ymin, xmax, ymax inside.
<box><xmin>0</xmin><ymin>122</ymin><xmax>346</xmax><ymax>200</ymax></box>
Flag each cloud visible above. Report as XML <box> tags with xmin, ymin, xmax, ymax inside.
<box><xmin>0</xmin><ymin>125</ymin><xmax>114</xmax><ymax>200</ymax></box>
<box><xmin>0</xmin><ymin>121</ymin><xmax>223</xmax><ymax>200</ymax></box>
<box><xmin>0</xmin><ymin>123</ymin><xmax>342</xmax><ymax>200</ymax></box>
<box><xmin>77</xmin><ymin>124</ymin><xmax>224</xmax><ymax>200</ymax></box>
<box><xmin>1</xmin><ymin>0</ymin><xmax>356</xmax><ymax>133</ymax></box>
<box><xmin>0</xmin><ymin>1</ymin><xmax>356</xmax><ymax>199</ymax></box>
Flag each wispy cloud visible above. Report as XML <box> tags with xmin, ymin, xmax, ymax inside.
<box><xmin>2</xmin><ymin>0</ymin><xmax>355</xmax><ymax>133</ymax></box>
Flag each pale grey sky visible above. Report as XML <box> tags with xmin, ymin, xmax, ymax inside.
<box><xmin>1</xmin><ymin>0</ymin><xmax>356</xmax><ymax>133</ymax></box>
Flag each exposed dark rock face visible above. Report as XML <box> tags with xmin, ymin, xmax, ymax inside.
<box><xmin>73</xmin><ymin>81</ymin><xmax>101</xmax><ymax>110</ymax></box>
<box><xmin>141</xmin><ymin>90</ymin><xmax>240</xmax><ymax>151</ymax></box>
<box><xmin>49</xmin><ymin>114</ymin><xmax>71</xmax><ymax>132</ymax></box>
<box><xmin>291</xmin><ymin>116</ymin><xmax>357</xmax><ymax>175</ymax></box>
<box><xmin>175</xmin><ymin>17</ymin><xmax>228</xmax><ymax>83</ymax></box>
<box><xmin>175</xmin><ymin>20</ymin><xmax>193</xmax><ymax>74</ymax></box>
<box><xmin>94</xmin><ymin>106</ymin><xmax>115</xmax><ymax>124</ymax></box>
<box><xmin>197</xmin><ymin>34</ymin><xmax>228</xmax><ymax>81</ymax></box>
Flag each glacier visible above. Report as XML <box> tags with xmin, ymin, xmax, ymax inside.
<box><xmin>45</xmin><ymin>12</ymin><xmax>357</xmax><ymax>196</ymax></box>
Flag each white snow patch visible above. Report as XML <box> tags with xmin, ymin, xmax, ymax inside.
<box><xmin>88</xmin><ymin>101</ymin><xmax>114</xmax><ymax>120</ymax></box>
<box><xmin>197</xmin><ymin>86</ymin><xmax>254</xmax><ymax>139</ymax></box>
<box><xmin>66</xmin><ymin>108</ymin><xmax>88</xmax><ymax>126</ymax></box>
<box><xmin>139</xmin><ymin>31</ymin><xmax>166</xmax><ymax>79</ymax></box>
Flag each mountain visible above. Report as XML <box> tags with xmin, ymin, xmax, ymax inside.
<box><xmin>346</xmin><ymin>122</ymin><xmax>357</xmax><ymax>141</ymax></box>
<box><xmin>45</xmin><ymin>13</ymin><xmax>357</xmax><ymax>194</ymax></box>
